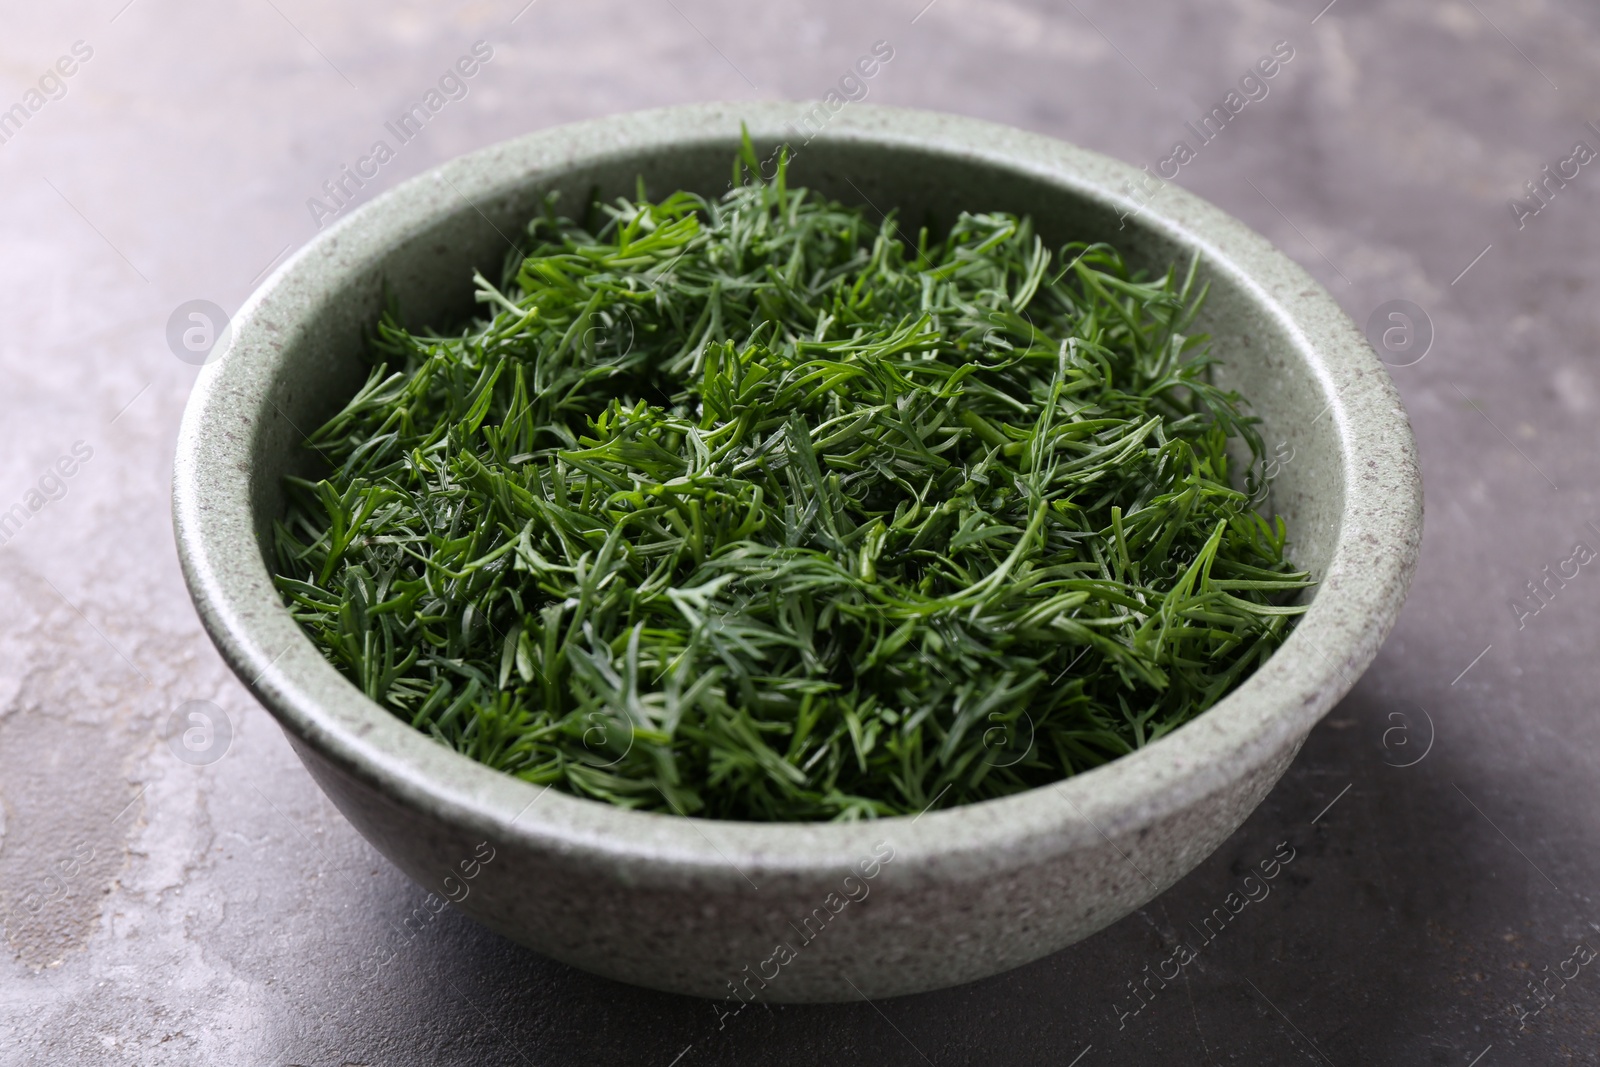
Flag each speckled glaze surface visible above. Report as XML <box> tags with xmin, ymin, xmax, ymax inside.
<box><xmin>171</xmin><ymin>103</ymin><xmax>1421</xmax><ymax>1003</ymax></box>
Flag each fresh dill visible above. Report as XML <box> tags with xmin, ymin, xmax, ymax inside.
<box><xmin>272</xmin><ymin>136</ymin><xmax>1312</xmax><ymax>822</ymax></box>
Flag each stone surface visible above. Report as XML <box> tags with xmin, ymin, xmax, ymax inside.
<box><xmin>0</xmin><ymin>0</ymin><xmax>1595</xmax><ymax>1062</ymax></box>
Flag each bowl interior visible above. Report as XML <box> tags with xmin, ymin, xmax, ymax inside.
<box><xmin>252</xmin><ymin>131</ymin><xmax>1341</xmax><ymax>591</ymax></box>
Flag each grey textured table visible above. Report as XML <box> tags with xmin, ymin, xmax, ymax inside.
<box><xmin>2</xmin><ymin>0</ymin><xmax>1596</xmax><ymax>1063</ymax></box>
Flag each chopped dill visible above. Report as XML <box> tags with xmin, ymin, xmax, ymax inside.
<box><xmin>272</xmin><ymin>135</ymin><xmax>1311</xmax><ymax>822</ymax></box>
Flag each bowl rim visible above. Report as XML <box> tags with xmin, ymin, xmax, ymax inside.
<box><xmin>173</xmin><ymin>102</ymin><xmax>1421</xmax><ymax>882</ymax></box>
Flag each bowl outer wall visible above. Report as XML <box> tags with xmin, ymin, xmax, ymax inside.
<box><xmin>172</xmin><ymin>102</ymin><xmax>1422</xmax><ymax>1000</ymax></box>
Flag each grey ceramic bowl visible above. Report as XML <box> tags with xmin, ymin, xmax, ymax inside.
<box><xmin>173</xmin><ymin>102</ymin><xmax>1421</xmax><ymax>1003</ymax></box>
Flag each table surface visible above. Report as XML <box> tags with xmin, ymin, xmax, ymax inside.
<box><xmin>3</xmin><ymin>1</ymin><xmax>1598</xmax><ymax>1063</ymax></box>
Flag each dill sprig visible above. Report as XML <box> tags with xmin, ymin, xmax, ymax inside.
<box><xmin>272</xmin><ymin>136</ymin><xmax>1311</xmax><ymax>822</ymax></box>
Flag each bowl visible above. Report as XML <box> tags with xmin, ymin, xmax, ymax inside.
<box><xmin>172</xmin><ymin>102</ymin><xmax>1422</xmax><ymax>1002</ymax></box>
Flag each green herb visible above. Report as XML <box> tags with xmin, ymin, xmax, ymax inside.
<box><xmin>272</xmin><ymin>136</ymin><xmax>1311</xmax><ymax>822</ymax></box>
